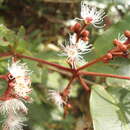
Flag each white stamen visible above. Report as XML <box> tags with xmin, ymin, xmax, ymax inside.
<box><xmin>117</xmin><ymin>33</ymin><xmax>127</xmax><ymax>43</ymax></box>
<box><xmin>0</xmin><ymin>99</ymin><xmax>28</xmax><ymax>115</ymax></box>
<box><xmin>48</xmin><ymin>90</ymin><xmax>65</xmax><ymax>108</ymax></box>
<box><xmin>80</xmin><ymin>0</ymin><xmax>106</xmax><ymax>28</ymax></box>
<box><xmin>60</xmin><ymin>34</ymin><xmax>92</xmax><ymax>68</ymax></box>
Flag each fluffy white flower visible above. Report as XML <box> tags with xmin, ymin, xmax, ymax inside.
<box><xmin>48</xmin><ymin>90</ymin><xmax>65</xmax><ymax>107</ymax></box>
<box><xmin>0</xmin><ymin>99</ymin><xmax>28</xmax><ymax>115</ymax></box>
<box><xmin>60</xmin><ymin>34</ymin><xmax>92</xmax><ymax>68</ymax></box>
<box><xmin>70</xmin><ymin>33</ymin><xmax>92</xmax><ymax>52</ymax></box>
<box><xmin>117</xmin><ymin>33</ymin><xmax>127</xmax><ymax>43</ymax></box>
<box><xmin>2</xmin><ymin>114</ymin><xmax>26</xmax><ymax>130</ymax></box>
<box><xmin>79</xmin><ymin>0</ymin><xmax>106</xmax><ymax>28</ymax></box>
<box><xmin>8</xmin><ymin>61</ymin><xmax>30</xmax><ymax>78</ymax></box>
<box><xmin>8</xmin><ymin>61</ymin><xmax>32</xmax><ymax>98</ymax></box>
<box><xmin>14</xmin><ymin>77</ymin><xmax>32</xmax><ymax>98</ymax></box>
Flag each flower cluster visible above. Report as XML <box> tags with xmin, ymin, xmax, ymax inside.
<box><xmin>8</xmin><ymin>61</ymin><xmax>32</xmax><ymax>98</ymax></box>
<box><xmin>0</xmin><ymin>61</ymin><xmax>32</xmax><ymax>130</ymax></box>
<box><xmin>48</xmin><ymin>0</ymin><xmax>106</xmax><ymax>108</ymax></box>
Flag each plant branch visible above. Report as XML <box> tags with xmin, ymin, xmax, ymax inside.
<box><xmin>78</xmin><ymin>75</ymin><xmax>90</xmax><ymax>91</ymax></box>
<box><xmin>15</xmin><ymin>53</ymin><xmax>73</xmax><ymax>72</ymax></box>
<box><xmin>77</xmin><ymin>55</ymin><xmax>106</xmax><ymax>71</ymax></box>
<box><xmin>80</xmin><ymin>71</ymin><xmax>130</xmax><ymax>80</ymax></box>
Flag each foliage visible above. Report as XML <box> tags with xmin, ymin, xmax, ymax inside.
<box><xmin>0</xmin><ymin>0</ymin><xmax>130</xmax><ymax>130</ymax></box>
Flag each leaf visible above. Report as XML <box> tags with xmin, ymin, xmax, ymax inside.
<box><xmin>90</xmin><ymin>85</ymin><xmax>130</xmax><ymax>130</ymax></box>
<box><xmin>94</xmin><ymin>14</ymin><xmax>130</xmax><ymax>56</ymax></box>
<box><xmin>17</xmin><ymin>26</ymin><xmax>25</xmax><ymax>39</ymax></box>
<box><xmin>106</xmin><ymin>64</ymin><xmax>130</xmax><ymax>89</ymax></box>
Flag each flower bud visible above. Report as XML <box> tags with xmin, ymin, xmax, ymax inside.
<box><xmin>70</xmin><ymin>23</ymin><xmax>81</xmax><ymax>33</ymax></box>
<box><xmin>81</xmin><ymin>30</ymin><xmax>89</xmax><ymax>37</ymax></box>
<box><xmin>124</xmin><ymin>30</ymin><xmax>130</xmax><ymax>38</ymax></box>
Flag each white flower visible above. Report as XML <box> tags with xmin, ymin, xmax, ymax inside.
<box><xmin>48</xmin><ymin>90</ymin><xmax>65</xmax><ymax>107</ymax></box>
<box><xmin>2</xmin><ymin>114</ymin><xmax>26</xmax><ymax>130</ymax></box>
<box><xmin>60</xmin><ymin>34</ymin><xmax>92</xmax><ymax>68</ymax></box>
<box><xmin>78</xmin><ymin>0</ymin><xmax>106</xmax><ymax>28</ymax></box>
<box><xmin>117</xmin><ymin>33</ymin><xmax>127</xmax><ymax>43</ymax></box>
<box><xmin>8</xmin><ymin>61</ymin><xmax>30</xmax><ymax>78</ymax></box>
<box><xmin>70</xmin><ymin>33</ymin><xmax>92</xmax><ymax>52</ymax></box>
<box><xmin>8</xmin><ymin>61</ymin><xmax>32</xmax><ymax>98</ymax></box>
<box><xmin>0</xmin><ymin>99</ymin><xmax>28</xmax><ymax>115</ymax></box>
<box><xmin>14</xmin><ymin>77</ymin><xmax>32</xmax><ymax>98</ymax></box>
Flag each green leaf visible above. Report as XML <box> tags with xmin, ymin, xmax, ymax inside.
<box><xmin>17</xmin><ymin>26</ymin><xmax>25</xmax><ymax>39</ymax></box>
<box><xmin>106</xmin><ymin>64</ymin><xmax>130</xmax><ymax>89</ymax></box>
<box><xmin>94</xmin><ymin>14</ymin><xmax>130</xmax><ymax>56</ymax></box>
<box><xmin>90</xmin><ymin>85</ymin><xmax>130</xmax><ymax>130</ymax></box>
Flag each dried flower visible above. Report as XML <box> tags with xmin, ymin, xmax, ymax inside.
<box><xmin>48</xmin><ymin>90</ymin><xmax>65</xmax><ymax>108</ymax></box>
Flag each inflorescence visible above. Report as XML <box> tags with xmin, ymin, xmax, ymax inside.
<box><xmin>0</xmin><ymin>1</ymin><xmax>130</xmax><ymax>129</ymax></box>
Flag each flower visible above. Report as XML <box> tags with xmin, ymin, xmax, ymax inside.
<box><xmin>70</xmin><ymin>33</ymin><xmax>92</xmax><ymax>52</ymax></box>
<box><xmin>0</xmin><ymin>99</ymin><xmax>28</xmax><ymax>115</ymax></box>
<box><xmin>48</xmin><ymin>90</ymin><xmax>65</xmax><ymax>107</ymax></box>
<box><xmin>117</xmin><ymin>33</ymin><xmax>127</xmax><ymax>43</ymax></box>
<box><xmin>78</xmin><ymin>0</ymin><xmax>106</xmax><ymax>28</ymax></box>
<box><xmin>60</xmin><ymin>34</ymin><xmax>92</xmax><ymax>68</ymax></box>
<box><xmin>8</xmin><ymin>61</ymin><xmax>30</xmax><ymax>78</ymax></box>
<box><xmin>14</xmin><ymin>77</ymin><xmax>32</xmax><ymax>98</ymax></box>
<box><xmin>2</xmin><ymin>114</ymin><xmax>26</xmax><ymax>130</ymax></box>
<box><xmin>8</xmin><ymin>61</ymin><xmax>32</xmax><ymax>98</ymax></box>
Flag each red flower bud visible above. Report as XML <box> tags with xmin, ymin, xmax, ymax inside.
<box><xmin>124</xmin><ymin>30</ymin><xmax>130</xmax><ymax>38</ymax></box>
<box><xmin>70</xmin><ymin>23</ymin><xmax>81</xmax><ymax>33</ymax></box>
<box><xmin>81</xmin><ymin>30</ymin><xmax>89</xmax><ymax>37</ymax></box>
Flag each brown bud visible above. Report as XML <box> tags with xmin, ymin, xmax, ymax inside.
<box><xmin>119</xmin><ymin>44</ymin><xmax>127</xmax><ymax>51</ymax></box>
<box><xmin>70</xmin><ymin>23</ymin><xmax>81</xmax><ymax>33</ymax></box>
<box><xmin>81</xmin><ymin>30</ymin><xmax>89</xmax><ymax>37</ymax></box>
<box><xmin>113</xmin><ymin>39</ymin><xmax>119</xmax><ymax>46</ymax></box>
<box><xmin>106</xmin><ymin>53</ymin><xmax>113</xmax><ymax>59</ymax></box>
<box><xmin>124</xmin><ymin>30</ymin><xmax>130</xmax><ymax>38</ymax></box>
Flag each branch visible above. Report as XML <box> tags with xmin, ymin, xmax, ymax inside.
<box><xmin>15</xmin><ymin>53</ymin><xmax>73</xmax><ymax>72</ymax></box>
<box><xmin>80</xmin><ymin>71</ymin><xmax>130</xmax><ymax>80</ymax></box>
<box><xmin>77</xmin><ymin>55</ymin><xmax>106</xmax><ymax>71</ymax></box>
<box><xmin>62</xmin><ymin>76</ymin><xmax>76</xmax><ymax>97</ymax></box>
<box><xmin>78</xmin><ymin>76</ymin><xmax>90</xmax><ymax>91</ymax></box>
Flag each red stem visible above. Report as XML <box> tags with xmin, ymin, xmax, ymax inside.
<box><xmin>15</xmin><ymin>53</ymin><xmax>73</xmax><ymax>72</ymax></box>
<box><xmin>78</xmin><ymin>76</ymin><xmax>90</xmax><ymax>91</ymax></box>
<box><xmin>0</xmin><ymin>52</ymin><xmax>12</xmax><ymax>57</ymax></box>
<box><xmin>65</xmin><ymin>76</ymin><xmax>75</xmax><ymax>91</ymax></box>
<box><xmin>0</xmin><ymin>75</ymin><xmax>7</xmax><ymax>80</ymax></box>
<box><xmin>77</xmin><ymin>55</ymin><xmax>106</xmax><ymax>71</ymax></box>
<box><xmin>80</xmin><ymin>71</ymin><xmax>130</xmax><ymax>80</ymax></box>
<box><xmin>76</xmin><ymin>24</ymin><xmax>87</xmax><ymax>42</ymax></box>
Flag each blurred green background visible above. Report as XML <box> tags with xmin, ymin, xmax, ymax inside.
<box><xmin>0</xmin><ymin>0</ymin><xmax>130</xmax><ymax>130</ymax></box>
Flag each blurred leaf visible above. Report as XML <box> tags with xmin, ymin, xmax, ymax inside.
<box><xmin>17</xmin><ymin>26</ymin><xmax>26</xmax><ymax>39</ymax></box>
<box><xmin>94</xmin><ymin>14</ymin><xmax>130</xmax><ymax>56</ymax></box>
<box><xmin>90</xmin><ymin>85</ymin><xmax>130</xmax><ymax>130</ymax></box>
<box><xmin>106</xmin><ymin>64</ymin><xmax>130</xmax><ymax>89</ymax></box>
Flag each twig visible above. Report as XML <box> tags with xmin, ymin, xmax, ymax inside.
<box><xmin>80</xmin><ymin>71</ymin><xmax>130</xmax><ymax>80</ymax></box>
